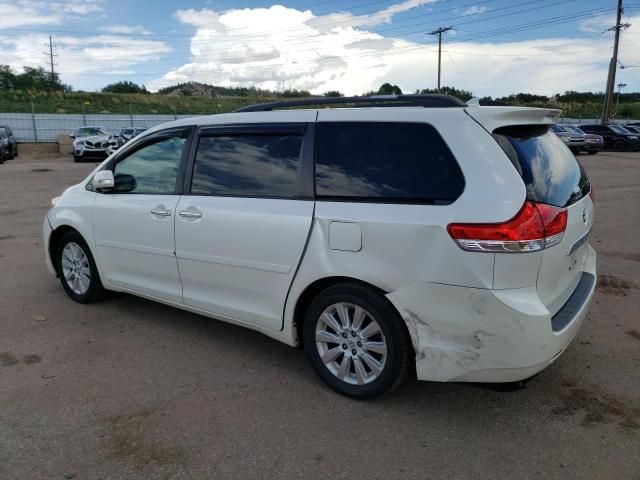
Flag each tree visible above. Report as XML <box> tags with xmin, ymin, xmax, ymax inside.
<box><xmin>102</xmin><ymin>81</ymin><xmax>148</xmax><ymax>94</ymax></box>
<box><xmin>377</xmin><ymin>83</ymin><xmax>402</xmax><ymax>95</ymax></box>
<box><xmin>416</xmin><ymin>86</ymin><xmax>474</xmax><ymax>101</ymax></box>
<box><xmin>281</xmin><ymin>89</ymin><xmax>311</xmax><ymax>98</ymax></box>
<box><xmin>0</xmin><ymin>65</ymin><xmax>72</xmax><ymax>91</ymax></box>
<box><xmin>324</xmin><ymin>90</ymin><xmax>344</xmax><ymax>97</ymax></box>
<box><xmin>0</xmin><ymin>65</ymin><xmax>17</xmax><ymax>90</ymax></box>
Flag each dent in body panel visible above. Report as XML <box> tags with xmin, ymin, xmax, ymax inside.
<box><xmin>386</xmin><ymin>282</ymin><xmax>557</xmax><ymax>382</ymax></box>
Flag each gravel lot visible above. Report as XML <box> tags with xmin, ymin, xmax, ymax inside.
<box><xmin>1</xmin><ymin>151</ymin><xmax>639</xmax><ymax>480</ymax></box>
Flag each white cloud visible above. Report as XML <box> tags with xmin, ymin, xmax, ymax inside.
<box><xmin>147</xmin><ymin>3</ymin><xmax>640</xmax><ymax>97</ymax></box>
<box><xmin>61</xmin><ymin>0</ymin><xmax>103</xmax><ymax>15</ymax></box>
<box><xmin>0</xmin><ymin>2</ymin><xmax>61</xmax><ymax>28</ymax></box>
<box><xmin>463</xmin><ymin>6</ymin><xmax>489</xmax><ymax>16</ymax></box>
<box><xmin>102</xmin><ymin>25</ymin><xmax>152</xmax><ymax>35</ymax></box>
<box><xmin>0</xmin><ymin>33</ymin><xmax>171</xmax><ymax>89</ymax></box>
<box><xmin>579</xmin><ymin>14</ymin><xmax>614</xmax><ymax>33</ymax></box>
<box><xmin>0</xmin><ymin>0</ymin><xmax>104</xmax><ymax>29</ymax></box>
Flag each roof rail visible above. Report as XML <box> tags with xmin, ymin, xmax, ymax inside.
<box><xmin>234</xmin><ymin>94</ymin><xmax>466</xmax><ymax>112</ymax></box>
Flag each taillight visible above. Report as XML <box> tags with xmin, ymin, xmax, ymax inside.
<box><xmin>447</xmin><ymin>201</ymin><xmax>567</xmax><ymax>253</ymax></box>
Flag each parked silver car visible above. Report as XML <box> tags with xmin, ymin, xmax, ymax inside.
<box><xmin>551</xmin><ymin>124</ymin><xmax>586</xmax><ymax>153</ymax></box>
<box><xmin>71</xmin><ymin>126</ymin><xmax>114</xmax><ymax>162</ymax></box>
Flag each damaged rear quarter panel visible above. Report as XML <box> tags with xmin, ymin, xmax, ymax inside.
<box><xmin>386</xmin><ymin>283</ymin><xmax>553</xmax><ymax>382</ymax></box>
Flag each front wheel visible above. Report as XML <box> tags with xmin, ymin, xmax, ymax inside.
<box><xmin>303</xmin><ymin>282</ymin><xmax>413</xmax><ymax>399</ymax></box>
<box><xmin>55</xmin><ymin>231</ymin><xmax>105</xmax><ymax>303</ymax></box>
<box><xmin>73</xmin><ymin>154</ymin><xmax>82</xmax><ymax>162</ymax></box>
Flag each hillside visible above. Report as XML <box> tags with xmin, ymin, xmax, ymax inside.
<box><xmin>0</xmin><ymin>89</ymin><xmax>277</xmax><ymax>115</ymax></box>
<box><xmin>0</xmin><ymin>85</ymin><xmax>639</xmax><ymax>119</ymax></box>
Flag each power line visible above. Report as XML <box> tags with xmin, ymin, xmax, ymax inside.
<box><xmin>44</xmin><ymin>0</ymin><xmax>604</xmax><ymax>67</ymax></box>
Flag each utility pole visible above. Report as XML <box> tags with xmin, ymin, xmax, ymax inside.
<box><xmin>44</xmin><ymin>35</ymin><xmax>58</xmax><ymax>91</ymax></box>
<box><xmin>600</xmin><ymin>0</ymin><xmax>630</xmax><ymax>124</ymax></box>
<box><xmin>428</xmin><ymin>26</ymin><xmax>453</xmax><ymax>93</ymax></box>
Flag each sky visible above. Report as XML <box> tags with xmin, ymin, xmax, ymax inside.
<box><xmin>0</xmin><ymin>0</ymin><xmax>638</xmax><ymax>97</ymax></box>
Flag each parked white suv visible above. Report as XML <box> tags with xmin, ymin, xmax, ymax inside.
<box><xmin>44</xmin><ymin>95</ymin><xmax>596</xmax><ymax>399</ymax></box>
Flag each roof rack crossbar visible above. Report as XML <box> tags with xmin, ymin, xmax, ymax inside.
<box><xmin>234</xmin><ymin>94</ymin><xmax>466</xmax><ymax>112</ymax></box>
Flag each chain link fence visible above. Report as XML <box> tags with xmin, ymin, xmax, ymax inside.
<box><xmin>1</xmin><ymin>106</ymin><xmax>637</xmax><ymax>143</ymax></box>
<box><xmin>0</xmin><ymin>105</ymin><xmax>194</xmax><ymax>142</ymax></box>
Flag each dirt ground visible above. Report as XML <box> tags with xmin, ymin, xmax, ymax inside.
<box><xmin>1</xmin><ymin>151</ymin><xmax>639</xmax><ymax>480</ymax></box>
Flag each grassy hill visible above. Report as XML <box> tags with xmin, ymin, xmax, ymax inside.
<box><xmin>1</xmin><ymin>83</ymin><xmax>639</xmax><ymax>119</ymax></box>
<box><xmin>0</xmin><ymin>89</ymin><xmax>277</xmax><ymax>115</ymax></box>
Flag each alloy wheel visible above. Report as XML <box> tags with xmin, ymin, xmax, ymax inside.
<box><xmin>315</xmin><ymin>302</ymin><xmax>388</xmax><ymax>386</ymax></box>
<box><xmin>61</xmin><ymin>242</ymin><xmax>91</xmax><ymax>295</ymax></box>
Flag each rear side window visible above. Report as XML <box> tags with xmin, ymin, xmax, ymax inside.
<box><xmin>314</xmin><ymin>122</ymin><xmax>464</xmax><ymax>203</ymax></box>
<box><xmin>191</xmin><ymin>134</ymin><xmax>303</xmax><ymax>197</ymax></box>
<box><xmin>493</xmin><ymin>125</ymin><xmax>590</xmax><ymax>208</ymax></box>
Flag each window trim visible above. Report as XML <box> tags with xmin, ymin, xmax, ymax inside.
<box><xmin>183</xmin><ymin>123</ymin><xmax>315</xmax><ymax>200</ymax></box>
<box><xmin>91</xmin><ymin>126</ymin><xmax>195</xmax><ymax>195</ymax></box>
<box><xmin>312</xmin><ymin>121</ymin><xmax>465</xmax><ymax>205</ymax></box>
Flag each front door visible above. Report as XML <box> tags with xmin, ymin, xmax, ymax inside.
<box><xmin>92</xmin><ymin>127</ymin><xmax>192</xmax><ymax>302</ymax></box>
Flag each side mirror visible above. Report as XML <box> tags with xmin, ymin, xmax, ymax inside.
<box><xmin>70</xmin><ymin>133</ymin><xmax>76</xmax><ymax>139</ymax></box>
<box><xmin>93</xmin><ymin>170</ymin><xmax>115</xmax><ymax>190</ymax></box>
<box><xmin>114</xmin><ymin>173</ymin><xmax>137</xmax><ymax>193</ymax></box>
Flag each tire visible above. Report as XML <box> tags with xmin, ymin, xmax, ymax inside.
<box><xmin>12</xmin><ymin>144</ymin><xmax>17</xmax><ymax>158</ymax></box>
<box><xmin>73</xmin><ymin>154</ymin><xmax>82</xmax><ymax>163</ymax></box>
<box><xmin>6</xmin><ymin>146</ymin><xmax>13</xmax><ymax>160</ymax></box>
<box><xmin>587</xmin><ymin>151</ymin><xmax>598</xmax><ymax>155</ymax></box>
<box><xmin>613</xmin><ymin>140</ymin><xmax>627</xmax><ymax>152</ymax></box>
<box><xmin>54</xmin><ymin>231</ymin><xmax>105</xmax><ymax>304</ymax></box>
<box><xmin>303</xmin><ymin>282</ymin><xmax>413</xmax><ymax>399</ymax></box>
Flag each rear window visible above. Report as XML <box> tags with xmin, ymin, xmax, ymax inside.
<box><xmin>191</xmin><ymin>134</ymin><xmax>303</xmax><ymax>198</ymax></box>
<box><xmin>314</xmin><ymin>122</ymin><xmax>464</xmax><ymax>203</ymax></box>
<box><xmin>493</xmin><ymin>125</ymin><xmax>590</xmax><ymax>207</ymax></box>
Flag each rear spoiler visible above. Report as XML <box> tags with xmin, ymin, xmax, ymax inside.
<box><xmin>464</xmin><ymin>103</ymin><xmax>562</xmax><ymax>133</ymax></box>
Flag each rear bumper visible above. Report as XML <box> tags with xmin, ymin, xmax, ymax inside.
<box><xmin>386</xmin><ymin>245</ymin><xmax>596</xmax><ymax>383</ymax></box>
<box><xmin>584</xmin><ymin>143</ymin><xmax>604</xmax><ymax>152</ymax></box>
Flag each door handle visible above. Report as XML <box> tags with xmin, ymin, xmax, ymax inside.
<box><xmin>179</xmin><ymin>210</ymin><xmax>202</xmax><ymax>219</ymax></box>
<box><xmin>151</xmin><ymin>208</ymin><xmax>172</xmax><ymax>217</ymax></box>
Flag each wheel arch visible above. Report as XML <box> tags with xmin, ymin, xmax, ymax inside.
<box><xmin>48</xmin><ymin>225</ymin><xmax>82</xmax><ymax>273</ymax></box>
<box><xmin>292</xmin><ymin>276</ymin><xmax>410</xmax><ymax>351</ymax></box>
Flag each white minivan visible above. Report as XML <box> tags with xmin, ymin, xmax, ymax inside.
<box><xmin>44</xmin><ymin>95</ymin><xmax>596</xmax><ymax>399</ymax></box>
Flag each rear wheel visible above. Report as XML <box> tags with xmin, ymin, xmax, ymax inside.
<box><xmin>587</xmin><ymin>151</ymin><xmax>598</xmax><ymax>155</ymax></box>
<box><xmin>303</xmin><ymin>282</ymin><xmax>412</xmax><ymax>399</ymax></box>
<box><xmin>54</xmin><ymin>231</ymin><xmax>105</xmax><ymax>303</ymax></box>
<box><xmin>613</xmin><ymin>140</ymin><xmax>627</xmax><ymax>152</ymax></box>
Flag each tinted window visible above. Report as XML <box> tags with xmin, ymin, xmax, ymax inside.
<box><xmin>112</xmin><ymin>131</ymin><xmax>187</xmax><ymax>194</ymax></box>
<box><xmin>77</xmin><ymin>127</ymin><xmax>109</xmax><ymax>137</ymax></box>
<box><xmin>314</xmin><ymin>122</ymin><xmax>464</xmax><ymax>203</ymax></box>
<box><xmin>493</xmin><ymin>125</ymin><xmax>590</xmax><ymax>208</ymax></box>
<box><xmin>191</xmin><ymin>134</ymin><xmax>303</xmax><ymax>197</ymax></box>
<box><xmin>609</xmin><ymin>125</ymin><xmax>631</xmax><ymax>134</ymax></box>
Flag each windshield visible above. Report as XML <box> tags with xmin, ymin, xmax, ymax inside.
<box><xmin>609</xmin><ymin>125</ymin><xmax>631</xmax><ymax>134</ymax></box>
<box><xmin>562</xmin><ymin>126</ymin><xmax>584</xmax><ymax>135</ymax></box>
<box><xmin>493</xmin><ymin>125</ymin><xmax>590</xmax><ymax>208</ymax></box>
<box><xmin>76</xmin><ymin>127</ymin><xmax>109</xmax><ymax>138</ymax></box>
